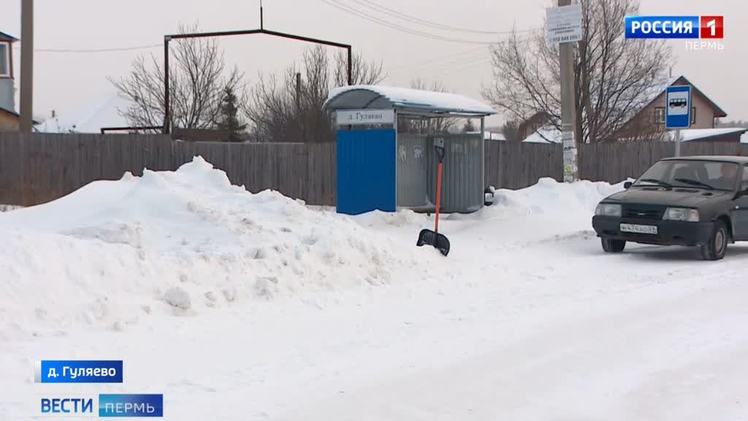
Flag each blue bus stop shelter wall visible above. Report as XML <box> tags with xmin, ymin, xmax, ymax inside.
<box><xmin>336</xmin><ymin>128</ymin><xmax>397</xmax><ymax>215</ymax></box>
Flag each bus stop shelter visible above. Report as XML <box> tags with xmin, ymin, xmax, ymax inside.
<box><xmin>323</xmin><ymin>85</ymin><xmax>496</xmax><ymax>215</ymax></box>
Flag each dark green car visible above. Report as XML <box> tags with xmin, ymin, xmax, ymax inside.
<box><xmin>592</xmin><ymin>156</ymin><xmax>748</xmax><ymax>260</ymax></box>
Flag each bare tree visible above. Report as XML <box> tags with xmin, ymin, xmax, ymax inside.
<box><xmin>245</xmin><ymin>46</ymin><xmax>385</xmax><ymax>143</ymax></box>
<box><xmin>482</xmin><ymin>0</ymin><xmax>673</xmax><ymax>143</ymax></box>
<box><xmin>110</xmin><ymin>24</ymin><xmax>244</xmax><ymax>132</ymax></box>
<box><xmin>334</xmin><ymin>51</ymin><xmax>385</xmax><ymax>86</ymax></box>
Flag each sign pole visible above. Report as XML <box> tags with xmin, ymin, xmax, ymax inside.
<box><xmin>665</xmin><ymin>85</ymin><xmax>691</xmax><ymax>157</ymax></box>
<box><xmin>20</xmin><ymin>0</ymin><xmax>34</xmax><ymax>133</ymax></box>
<box><xmin>560</xmin><ymin>39</ymin><xmax>577</xmax><ymax>183</ymax></box>
<box><xmin>547</xmin><ymin>1</ymin><xmax>582</xmax><ymax>182</ymax></box>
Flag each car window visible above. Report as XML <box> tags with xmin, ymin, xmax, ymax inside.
<box><xmin>636</xmin><ymin>160</ymin><xmax>739</xmax><ymax>191</ymax></box>
<box><xmin>742</xmin><ymin>166</ymin><xmax>748</xmax><ymax>192</ymax></box>
<box><xmin>705</xmin><ymin>162</ymin><xmax>739</xmax><ymax>190</ymax></box>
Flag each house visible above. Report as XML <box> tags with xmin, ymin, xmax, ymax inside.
<box><xmin>0</xmin><ymin>107</ymin><xmax>21</xmax><ymax>131</ymax></box>
<box><xmin>517</xmin><ymin>111</ymin><xmax>551</xmax><ymax>140</ymax></box>
<box><xmin>616</xmin><ymin>75</ymin><xmax>728</xmax><ymax>140</ymax></box>
<box><xmin>0</xmin><ymin>30</ymin><xmax>19</xmax><ymax>131</ymax></box>
<box><xmin>523</xmin><ymin>126</ymin><xmax>562</xmax><ymax>144</ymax></box>
<box><xmin>519</xmin><ymin>75</ymin><xmax>742</xmax><ymax>143</ymax></box>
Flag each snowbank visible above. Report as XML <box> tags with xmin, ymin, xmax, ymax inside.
<box><xmin>489</xmin><ymin>177</ymin><xmax>624</xmax><ymax>218</ymax></box>
<box><xmin>444</xmin><ymin>178</ymin><xmax>625</xmax><ymax>246</ymax></box>
<box><xmin>0</xmin><ymin>160</ymin><xmax>621</xmax><ymax>337</ymax></box>
<box><xmin>0</xmin><ymin>157</ymin><xmax>437</xmax><ymax>336</ymax></box>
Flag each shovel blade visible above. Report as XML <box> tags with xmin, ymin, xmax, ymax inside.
<box><xmin>416</xmin><ymin>229</ymin><xmax>450</xmax><ymax>256</ymax></box>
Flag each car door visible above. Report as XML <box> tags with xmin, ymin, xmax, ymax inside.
<box><xmin>733</xmin><ymin>165</ymin><xmax>748</xmax><ymax>241</ymax></box>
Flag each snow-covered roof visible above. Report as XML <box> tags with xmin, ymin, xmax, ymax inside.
<box><xmin>642</xmin><ymin>75</ymin><xmax>680</xmax><ymax>106</ymax></box>
<box><xmin>522</xmin><ymin>127</ymin><xmax>746</xmax><ymax>144</ymax></box>
<box><xmin>324</xmin><ymin>85</ymin><xmax>496</xmax><ymax>117</ymax></box>
<box><xmin>0</xmin><ymin>31</ymin><xmax>17</xmax><ymax>42</ymax></box>
<box><xmin>667</xmin><ymin>127</ymin><xmax>747</xmax><ymax>142</ymax></box>
<box><xmin>484</xmin><ymin>131</ymin><xmax>506</xmax><ymax>141</ymax></box>
<box><xmin>35</xmin><ymin>94</ymin><xmax>130</xmax><ymax>133</ymax></box>
<box><xmin>523</xmin><ymin>126</ymin><xmax>562</xmax><ymax>144</ymax></box>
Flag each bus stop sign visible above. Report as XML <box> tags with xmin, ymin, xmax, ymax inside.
<box><xmin>666</xmin><ymin>85</ymin><xmax>692</xmax><ymax>129</ymax></box>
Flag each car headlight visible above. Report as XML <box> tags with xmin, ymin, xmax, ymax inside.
<box><xmin>595</xmin><ymin>203</ymin><xmax>622</xmax><ymax>217</ymax></box>
<box><xmin>663</xmin><ymin>207</ymin><xmax>699</xmax><ymax>222</ymax></box>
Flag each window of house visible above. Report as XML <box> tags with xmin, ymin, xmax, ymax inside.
<box><xmin>654</xmin><ymin>107</ymin><xmax>665</xmax><ymax>124</ymax></box>
<box><xmin>691</xmin><ymin>107</ymin><xmax>696</xmax><ymax>125</ymax></box>
<box><xmin>0</xmin><ymin>43</ymin><xmax>9</xmax><ymax>77</ymax></box>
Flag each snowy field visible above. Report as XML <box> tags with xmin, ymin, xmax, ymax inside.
<box><xmin>2</xmin><ymin>157</ymin><xmax>748</xmax><ymax>420</ymax></box>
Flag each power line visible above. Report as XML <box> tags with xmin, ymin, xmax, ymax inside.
<box><xmin>387</xmin><ymin>45</ymin><xmax>486</xmax><ymax>72</ymax></box>
<box><xmin>12</xmin><ymin>43</ymin><xmax>162</xmax><ymax>53</ymax></box>
<box><xmin>439</xmin><ymin>57</ymin><xmax>493</xmax><ymax>75</ymax></box>
<box><xmin>345</xmin><ymin>0</ymin><xmax>536</xmax><ymax>35</ymax></box>
<box><xmin>388</xmin><ymin>50</ymin><xmax>490</xmax><ymax>77</ymax></box>
<box><xmin>319</xmin><ymin>0</ymin><xmax>496</xmax><ymax>45</ymax></box>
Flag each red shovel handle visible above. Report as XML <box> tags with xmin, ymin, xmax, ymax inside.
<box><xmin>435</xmin><ymin>161</ymin><xmax>443</xmax><ymax>233</ymax></box>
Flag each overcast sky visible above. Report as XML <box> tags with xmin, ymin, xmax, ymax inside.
<box><xmin>1</xmin><ymin>0</ymin><xmax>746</xmax><ymax>128</ymax></box>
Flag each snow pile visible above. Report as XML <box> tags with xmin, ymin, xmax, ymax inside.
<box><xmin>0</xmin><ymin>157</ymin><xmax>437</xmax><ymax>336</ymax></box>
<box><xmin>0</xmin><ymin>160</ymin><xmax>622</xmax><ymax>338</ymax></box>
<box><xmin>443</xmin><ymin>178</ymin><xmax>624</xmax><ymax>246</ymax></box>
<box><xmin>489</xmin><ymin>178</ymin><xmax>623</xmax><ymax>219</ymax></box>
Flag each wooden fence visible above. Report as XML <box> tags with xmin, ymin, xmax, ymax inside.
<box><xmin>484</xmin><ymin>140</ymin><xmax>562</xmax><ymax>189</ymax></box>
<box><xmin>1</xmin><ymin>133</ymin><xmax>747</xmax><ymax>207</ymax></box>
<box><xmin>0</xmin><ymin>133</ymin><xmax>335</xmax><ymax>206</ymax></box>
<box><xmin>578</xmin><ymin>140</ymin><xmax>748</xmax><ymax>183</ymax></box>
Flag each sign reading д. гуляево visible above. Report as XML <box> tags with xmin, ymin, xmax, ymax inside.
<box><xmin>336</xmin><ymin>109</ymin><xmax>395</xmax><ymax>126</ymax></box>
<box><xmin>35</xmin><ymin>360</ymin><xmax>123</xmax><ymax>383</ymax></box>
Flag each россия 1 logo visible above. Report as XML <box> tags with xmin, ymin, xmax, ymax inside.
<box><xmin>625</xmin><ymin>16</ymin><xmax>724</xmax><ymax>39</ymax></box>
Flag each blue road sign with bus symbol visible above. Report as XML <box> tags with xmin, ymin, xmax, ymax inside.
<box><xmin>666</xmin><ymin>85</ymin><xmax>691</xmax><ymax>129</ymax></box>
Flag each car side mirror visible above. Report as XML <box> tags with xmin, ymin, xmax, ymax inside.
<box><xmin>623</xmin><ymin>181</ymin><xmax>633</xmax><ymax>189</ymax></box>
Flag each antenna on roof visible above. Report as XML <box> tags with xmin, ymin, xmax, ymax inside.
<box><xmin>260</xmin><ymin>0</ymin><xmax>264</xmax><ymax>30</ymax></box>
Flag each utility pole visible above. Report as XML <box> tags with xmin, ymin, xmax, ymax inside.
<box><xmin>558</xmin><ymin>0</ymin><xmax>577</xmax><ymax>182</ymax></box>
<box><xmin>295</xmin><ymin>72</ymin><xmax>304</xmax><ymax>141</ymax></box>
<box><xmin>260</xmin><ymin>0</ymin><xmax>264</xmax><ymax>30</ymax></box>
<box><xmin>20</xmin><ymin>0</ymin><xmax>34</xmax><ymax>133</ymax></box>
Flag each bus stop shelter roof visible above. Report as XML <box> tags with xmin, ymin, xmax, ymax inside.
<box><xmin>324</xmin><ymin>85</ymin><xmax>496</xmax><ymax>118</ymax></box>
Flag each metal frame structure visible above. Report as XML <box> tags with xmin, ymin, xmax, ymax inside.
<box><xmin>100</xmin><ymin>125</ymin><xmax>163</xmax><ymax>134</ymax></box>
<box><xmin>162</xmin><ymin>9</ymin><xmax>352</xmax><ymax>134</ymax></box>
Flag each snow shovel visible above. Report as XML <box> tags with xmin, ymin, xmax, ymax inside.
<box><xmin>417</xmin><ymin>140</ymin><xmax>450</xmax><ymax>256</ymax></box>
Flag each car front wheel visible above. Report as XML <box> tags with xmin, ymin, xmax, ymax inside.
<box><xmin>602</xmin><ymin>238</ymin><xmax>626</xmax><ymax>253</ymax></box>
<box><xmin>701</xmin><ymin>220</ymin><xmax>728</xmax><ymax>261</ymax></box>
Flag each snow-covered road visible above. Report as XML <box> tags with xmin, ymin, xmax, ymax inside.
<box><xmin>2</xmin><ymin>158</ymin><xmax>747</xmax><ymax>420</ymax></box>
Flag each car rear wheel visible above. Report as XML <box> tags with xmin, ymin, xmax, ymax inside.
<box><xmin>601</xmin><ymin>238</ymin><xmax>626</xmax><ymax>253</ymax></box>
<box><xmin>700</xmin><ymin>220</ymin><xmax>728</xmax><ymax>261</ymax></box>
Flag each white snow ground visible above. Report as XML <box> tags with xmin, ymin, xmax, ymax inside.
<box><xmin>1</xmin><ymin>157</ymin><xmax>748</xmax><ymax>420</ymax></box>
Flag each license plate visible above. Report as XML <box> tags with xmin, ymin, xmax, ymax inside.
<box><xmin>620</xmin><ymin>223</ymin><xmax>658</xmax><ymax>235</ymax></box>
